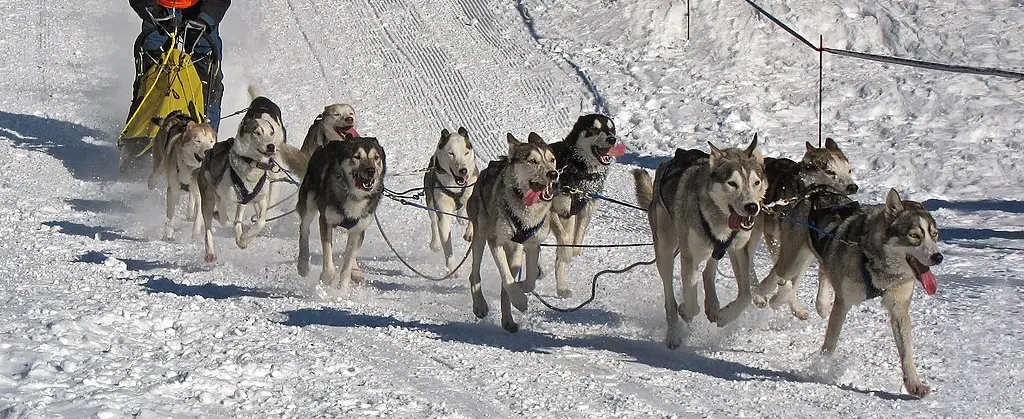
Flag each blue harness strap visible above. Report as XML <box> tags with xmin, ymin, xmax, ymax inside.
<box><xmin>503</xmin><ymin>204</ymin><xmax>544</xmax><ymax>244</ymax></box>
<box><xmin>229</xmin><ymin>167</ymin><xmax>268</xmax><ymax>205</ymax></box>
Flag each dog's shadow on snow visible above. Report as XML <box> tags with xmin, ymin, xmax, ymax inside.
<box><xmin>278</xmin><ymin>307</ymin><xmax>913</xmax><ymax>400</ymax></box>
<box><xmin>0</xmin><ymin>111</ymin><xmax>117</xmax><ymax>182</ymax></box>
<box><xmin>45</xmin><ymin>220</ymin><xmax>145</xmax><ymax>242</ymax></box>
<box><xmin>75</xmin><ymin>250</ymin><xmax>213</xmax><ymax>274</ymax></box>
<box><xmin>140</xmin><ymin>275</ymin><xmax>300</xmax><ymax>300</ymax></box>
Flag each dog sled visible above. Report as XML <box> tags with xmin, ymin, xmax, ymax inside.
<box><xmin>118</xmin><ymin>9</ymin><xmax>221</xmax><ymax>177</ymax></box>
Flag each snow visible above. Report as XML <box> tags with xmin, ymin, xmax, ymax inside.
<box><xmin>2</xmin><ymin>0</ymin><xmax>1023</xmax><ymax>417</ymax></box>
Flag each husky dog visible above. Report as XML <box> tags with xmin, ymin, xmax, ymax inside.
<box><xmin>757</xmin><ymin>187</ymin><xmax>942</xmax><ymax>397</ymax></box>
<box><xmin>632</xmin><ymin>136</ymin><xmax>766</xmax><ymax>348</ymax></box>
<box><xmin>548</xmin><ymin>114</ymin><xmax>625</xmax><ymax>297</ymax></box>
<box><xmin>300</xmin><ymin>103</ymin><xmax>359</xmax><ymax>154</ymax></box>
<box><xmin>466</xmin><ymin>132</ymin><xmax>559</xmax><ymax>332</ymax></box>
<box><xmin>296</xmin><ymin>137</ymin><xmax>386</xmax><ymax>295</ymax></box>
<box><xmin>197</xmin><ymin>88</ymin><xmax>302</xmax><ymax>262</ymax></box>
<box><xmin>424</xmin><ymin>127</ymin><xmax>478</xmax><ymax>274</ymax></box>
<box><xmin>147</xmin><ymin>110</ymin><xmax>217</xmax><ymax>240</ymax></box>
<box><xmin>754</xmin><ymin>138</ymin><xmax>859</xmax><ymax>318</ymax></box>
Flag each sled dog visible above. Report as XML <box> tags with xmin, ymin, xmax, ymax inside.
<box><xmin>548</xmin><ymin>114</ymin><xmax>625</xmax><ymax>297</ymax></box>
<box><xmin>296</xmin><ymin>137</ymin><xmax>386</xmax><ymax>294</ymax></box>
<box><xmin>300</xmin><ymin>103</ymin><xmax>358</xmax><ymax>154</ymax></box>
<box><xmin>466</xmin><ymin>132</ymin><xmax>559</xmax><ymax>332</ymax></box>
<box><xmin>754</xmin><ymin>137</ymin><xmax>859</xmax><ymax>318</ymax></box>
<box><xmin>632</xmin><ymin>135</ymin><xmax>766</xmax><ymax>348</ymax></box>
<box><xmin>197</xmin><ymin>88</ymin><xmax>302</xmax><ymax>262</ymax></box>
<box><xmin>756</xmin><ymin>187</ymin><xmax>942</xmax><ymax>397</ymax></box>
<box><xmin>147</xmin><ymin>110</ymin><xmax>217</xmax><ymax>240</ymax></box>
<box><xmin>424</xmin><ymin>127</ymin><xmax>478</xmax><ymax>274</ymax></box>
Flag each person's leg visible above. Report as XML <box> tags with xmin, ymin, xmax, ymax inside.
<box><xmin>191</xmin><ymin>27</ymin><xmax>224</xmax><ymax>131</ymax></box>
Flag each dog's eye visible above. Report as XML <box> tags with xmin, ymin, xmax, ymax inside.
<box><xmin>549</xmin><ymin>157</ymin><xmax>555</xmax><ymax>164</ymax></box>
<box><xmin>930</xmin><ymin>231</ymin><xmax>938</xmax><ymax>239</ymax></box>
<box><xmin>753</xmin><ymin>180</ymin><xmax>761</xmax><ymax>187</ymax></box>
<box><xmin>448</xmin><ymin>152</ymin><xmax>456</xmax><ymax>157</ymax></box>
<box><xmin>373</xmin><ymin>154</ymin><xmax>381</xmax><ymax>161</ymax></box>
<box><xmin>825</xmin><ymin>169</ymin><xmax>836</xmax><ymax>176</ymax></box>
<box><xmin>529</xmin><ymin>159</ymin><xmax>539</xmax><ymax>165</ymax></box>
<box><xmin>727</xmin><ymin>181</ymin><xmax>738</xmax><ymax>188</ymax></box>
<box><xmin>909</xmin><ymin>232</ymin><xmax>921</xmax><ymax>240</ymax></box>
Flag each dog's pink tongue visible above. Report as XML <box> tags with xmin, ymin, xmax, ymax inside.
<box><xmin>608</xmin><ymin>143</ymin><xmax>626</xmax><ymax>157</ymax></box>
<box><xmin>728</xmin><ymin>213</ymin><xmax>741</xmax><ymax>230</ymax></box>
<box><xmin>523</xmin><ymin>189</ymin><xmax>542</xmax><ymax>206</ymax></box>
<box><xmin>345</xmin><ymin>127</ymin><xmax>360</xmax><ymax>137</ymax></box>
<box><xmin>919</xmin><ymin>271</ymin><xmax>938</xmax><ymax>295</ymax></box>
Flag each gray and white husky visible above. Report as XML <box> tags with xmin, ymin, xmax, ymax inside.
<box><xmin>296</xmin><ymin>137</ymin><xmax>386</xmax><ymax>295</ymax></box>
<box><xmin>197</xmin><ymin>89</ymin><xmax>302</xmax><ymax>262</ymax></box>
<box><xmin>632</xmin><ymin>135</ymin><xmax>767</xmax><ymax>348</ymax></box>
<box><xmin>424</xmin><ymin>127</ymin><xmax>478</xmax><ymax>275</ymax></box>
<box><xmin>755</xmin><ymin>137</ymin><xmax>859</xmax><ymax>318</ymax></box>
<box><xmin>466</xmin><ymin>132</ymin><xmax>559</xmax><ymax>333</ymax></box>
<box><xmin>548</xmin><ymin>114</ymin><xmax>625</xmax><ymax>298</ymax></box>
<box><xmin>147</xmin><ymin>110</ymin><xmax>217</xmax><ymax>240</ymax></box>
<box><xmin>754</xmin><ymin>186</ymin><xmax>942</xmax><ymax>398</ymax></box>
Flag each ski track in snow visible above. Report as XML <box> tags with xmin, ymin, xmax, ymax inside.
<box><xmin>2</xmin><ymin>0</ymin><xmax>1024</xmax><ymax>417</ymax></box>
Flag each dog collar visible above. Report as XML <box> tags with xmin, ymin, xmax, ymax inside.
<box><xmin>698</xmin><ymin>209</ymin><xmax>738</xmax><ymax>260</ymax></box>
<box><xmin>503</xmin><ymin>203</ymin><xmax>544</xmax><ymax>244</ymax></box>
<box><xmin>229</xmin><ymin>166</ymin><xmax>268</xmax><ymax>205</ymax></box>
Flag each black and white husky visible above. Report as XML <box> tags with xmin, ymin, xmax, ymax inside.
<box><xmin>197</xmin><ymin>87</ymin><xmax>301</xmax><ymax>262</ymax></box>
<box><xmin>296</xmin><ymin>137</ymin><xmax>386</xmax><ymax>295</ymax></box>
<box><xmin>424</xmin><ymin>127</ymin><xmax>478</xmax><ymax>275</ymax></box>
<box><xmin>548</xmin><ymin>114</ymin><xmax>625</xmax><ymax>297</ymax></box>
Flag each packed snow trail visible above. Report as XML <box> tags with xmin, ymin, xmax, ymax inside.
<box><xmin>1</xmin><ymin>0</ymin><xmax>1024</xmax><ymax>417</ymax></box>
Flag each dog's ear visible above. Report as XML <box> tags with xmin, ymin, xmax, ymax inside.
<box><xmin>707</xmin><ymin>141</ymin><xmax>723</xmax><ymax>169</ymax></box>
<box><xmin>824</xmin><ymin>137</ymin><xmax>840</xmax><ymax>151</ymax></box>
<box><xmin>527</xmin><ymin>132</ymin><xmax>545</xmax><ymax>145</ymax></box>
<box><xmin>805</xmin><ymin>141</ymin><xmax>816</xmax><ymax>152</ymax></box>
<box><xmin>458</xmin><ymin>126</ymin><xmax>469</xmax><ymax>137</ymax></box>
<box><xmin>438</xmin><ymin>129</ymin><xmax>451</xmax><ymax>149</ymax></box>
<box><xmin>885</xmin><ymin>188</ymin><xmax>904</xmax><ymax>218</ymax></box>
<box><xmin>745</xmin><ymin>133</ymin><xmax>759</xmax><ymax>157</ymax></box>
<box><xmin>506</xmin><ymin>133</ymin><xmax>521</xmax><ymax>148</ymax></box>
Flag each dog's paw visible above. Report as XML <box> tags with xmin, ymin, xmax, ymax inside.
<box><xmin>462</xmin><ymin>231</ymin><xmax>474</xmax><ymax>243</ymax></box>
<box><xmin>162</xmin><ymin>227</ymin><xmax>176</xmax><ymax>242</ymax></box>
<box><xmin>769</xmin><ymin>284</ymin><xmax>793</xmax><ymax>310</ymax></box>
<box><xmin>752</xmin><ymin>293</ymin><xmax>769</xmax><ymax>308</ymax></box>
<box><xmin>472</xmin><ymin>298</ymin><xmax>489</xmax><ymax>319</ymax></box>
<box><xmin>204</xmin><ymin>253</ymin><xmax>217</xmax><ymax>263</ymax></box>
<box><xmin>236</xmin><ymin>236</ymin><xmax>249</xmax><ymax>249</ymax></box>
<box><xmin>501</xmin><ymin>316</ymin><xmax>519</xmax><ymax>333</ymax></box>
<box><xmin>319</xmin><ymin>269</ymin><xmax>336</xmax><ymax>287</ymax></box>
<box><xmin>665</xmin><ymin>325</ymin><xmax>683</xmax><ymax>350</ymax></box>
<box><xmin>904</xmin><ymin>380</ymin><xmax>930</xmax><ymax>398</ymax></box>
<box><xmin>504</xmin><ymin>283</ymin><xmax>529</xmax><ymax>312</ymax></box>
<box><xmin>572</xmin><ymin>247</ymin><xmax>584</xmax><ymax>258</ymax></box>
<box><xmin>678</xmin><ymin>302</ymin><xmax>699</xmax><ymax>323</ymax></box>
<box><xmin>297</xmin><ymin>260</ymin><xmax>309</xmax><ymax>277</ymax></box>
<box><xmin>815</xmin><ymin>300</ymin><xmax>832</xmax><ymax>319</ymax></box>
<box><xmin>705</xmin><ymin>305</ymin><xmax>719</xmax><ymax>324</ymax></box>
<box><xmin>351</xmin><ymin>264</ymin><xmax>366</xmax><ymax>284</ymax></box>
<box><xmin>556</xmin><ymin>286</ymin><xmax>572</xmax><ymax>299</ymax></box>
<box><xmin>790</xmin><ymin>302</ymin><xmax>810</xmax><ymax>321</ymax></box>
<box><xmin>429</xmin><ymin>240</ymin><xmax>442</xmax><ymax>252</ymax></box>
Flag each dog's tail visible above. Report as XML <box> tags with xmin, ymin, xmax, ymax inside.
<box><xmin>275</xmin><ymin>143</ymin><xmax>311</xmax><ymax>180</ymax></box>
<box><xmin>247</xmin><ymin>85</ymin><xmax>263</xmax><ymax>101</ymax></box>
<box><xmin>632</xmin><ymin>168</ymin><xmax>654</xmax><ymax>210</ymax></box>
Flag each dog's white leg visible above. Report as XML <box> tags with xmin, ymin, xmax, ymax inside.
<box><xmin>297</xmin><ymin>206</ymin><xmax>314</xmax><ymax>277</ymax></box>
<box><xmin>503</xmin><ymin>243</ymin><xmax>524</xmax><ymax>282</ymax></box>
<box><xmin>883</xmin><ymin>282</ymin><xmax>929</xmax><ymax>398</ymax></box>
<box><xmin>702</xmin><ymin>258</ymin><xmax>720</xmax><ymax>323</ymax></box>
<box><xmin>462</xmin><ymin>209</ymin><xmax>475</xmax><ymax>243</ymax></box>
<box><xmin>428</xmin><ymin>202</ymin><xmax>443</xmax><ymax>252</ymax></box>
<box><xmin>336</xmin><ymin>229</ymin><xmax>364</xmax><ymax>296</ymax></box>
<box><xmin>550</xmin><ymin>214</ymin><xmax>574</xmax><ymax>298</ymax></box>
<box><xmin>521</xmin><ymin>244</ymin><xmax>541</xmax><ymax>294</ymax></box>
<box><xmin>490</xmin><ymin>240</ymin><xmax>527</xmax><ymax>312</ymax></box>
<box><xmin>652</xmin><ymin>227</ymin><xmax>682</xmax><ymax>349</ymax></box>
<box><xmin>815</xmin><ymin>267</ymin><xmax>834</xmax><ymax>319</ymax></box>
<box><xmin>163</xmin><ymin>181</ymin><xmax>180</xmax><ymax>241</ymax></box>
<box><xmin>200</xmin><ymin>188</ymin><xmax>218</xmax><ymax>263</ymax></box>
<box><xmin>189</xmin><ymin>179</ymin><xmax>203</xmax><ymax>239</ymax></box>
<box><xmin>779</xmin><ymin>255</ymin><xmax>815</xmax><ymax>320</ymax></box>
<box><xmin>456</xmin><ymin>199</ymin><xmax>469</xmax><ymax>226</ymax></box>
<box><xmin>571</xmin><ymin>202</ymin><xmax>595</xmax><ymax>258</ymax></box>
<box><xmin>761</xmin><ymin>244</ymin><xmax>816</xmax><ymax>320</ymax></box>
<box><xmin>239</xmin><ymin>198</ymin><xmax>268</xmax><ymax>249</ymax></box>
<box><xmin>233</xmin><ymin>203</ymin><xmax>247</xmax><ymax>249</ymax></box>
<box><xmin>716</xmin><ymin>248</ymin><xmax>755</xmax><ymax>326</ymax></box>
<box><xmin>677</xmin><ymin>251</ymin><xmax>702</xmax><ymax>324</ymax></box>
<box><xmin>499</xmin><ymin>284</ymin><xmax>518</xmax><ymax>333</ymax></box>
<box><xmin>438</xmin><ymin>211</ymin><xmax>457</xmax><ymax>274</ymax></box>
<box><xmin>318</xmin><ymin>215</ymin><xmax>336</xmax><ymax>286</ymax></box>
<box><xmin>468</xmin><ymin>231</ymin><xmax>489</xmax><ymax>318</ymax></box>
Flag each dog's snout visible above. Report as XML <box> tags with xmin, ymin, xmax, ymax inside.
<box><xmin>344</xmin><ymin>117</ymin><xmax>354</xmax><ymax>124</ymax></box>
<box><xmin>546</xmin><ymin>170</ymin><xmax>559</xmax><ymax>181</ymax></box>
<box><xmin>458</xmin><ymin>167</ymin><xmax>468</xmax><ymax>176</ymax></box>
<box><xmin>743</xmin><ymin>203</ymin><xmax>760</xmax><ymax>215</ymax></box>
<box><xmin>606</xmin><ymin>136</ymin><xmax>617</xmax><ymax>145</ymax></box>
<box><xmin>930</xmin><ymin>253</ymin><xmax>944</xmax><ymax>265</ymax></box>
<box><xmin>846</xmin><ymin>184</ymin><xmax>859</xmax><ymax>194</ymax></box>
<box><xmin>365</xmin><ymin>167</ymin><xmax>377</xmax><ymax>177</ymax></box>
<box><xmin>266</xmin><ymin>143</ymin><xmax>276</xmax><ymax>153</ymax></box>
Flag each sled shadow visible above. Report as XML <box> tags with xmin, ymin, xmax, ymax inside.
<box><xmin>280</xmin><ymin>307</ymin><xmax>915</xmax><ymax>400</ymax></box>
<box><xmin>0</xmin><ymin>111</ymin><xmax>117</xmax><ymax>182</ymax></box>
<box><xmin>141</xmin><ymin>276</ymin><xmax>298</xmax><ymax>300</ymax></box>
<box><xmin>43</xmin><ymin>220</ymin><xmax>145</xmax><ymax>242</ymax></box>
<box><xmin>75</xmin><ymin>250</ymin><xmax>214</xmax><ymax>274</ymax></box>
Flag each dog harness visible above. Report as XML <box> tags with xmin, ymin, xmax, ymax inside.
<box><xmin>557</xmin><ymin>152</ymin><xmax>607</xmax><ymax>217</ymax></box>
<box><xmin>429</xmin><ymin>159</ymin><xmax>469</xmax><ymax>210</ymax></box>
<box><xmin>503</xmin><ymin>193</ymin><xmax>545</xmax><ymax>244</ymax></box>
<box><xmin>807</xmin><ymin>198</ymin><xmax>882</xmax><ymax>300</ymax></box>
<box><xmin>698</xmin><ymin>209</ymin><xmax>738</xmax><ymax>260</ymax></box>
<box><xmin>859</xmin><ymin>254</ymin><xmax>884</xmax><ymax>300</ymax></box>
<box><xmin>229</xmin><ymin>152</ymin><xmax>274</xmax><ymax>206</ymax></box>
